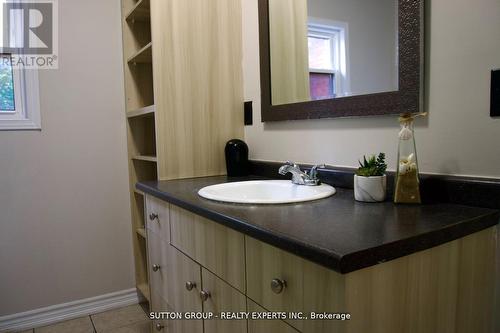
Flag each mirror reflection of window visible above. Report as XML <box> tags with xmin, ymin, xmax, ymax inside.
<box><xmin>308</xmin><ymin>21</ymin><xmax>349</xmax><ymax>100</ymax></box>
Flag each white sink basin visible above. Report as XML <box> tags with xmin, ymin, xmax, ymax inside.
<box><xmin>198</xmin><ymin>180</ymin><xmax>336</xmax><ymax>204</ymax></box>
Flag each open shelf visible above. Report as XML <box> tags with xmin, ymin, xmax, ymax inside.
<box><xmin>127</xmin><ymin>105</ymin><xmax>155</xmax><ymax>119</ymax></box>
<box><xmin>133</xmin><ymin>190</ymin><xmax>146</xmax><ymax>228</ymax></box>
<box><xmin>132</xmin><ymin>155</ymin><xmax>157</xmax><ymax>163</ymax></box>
<box><xmin>125</xmin><ymin>0</ymin><xmax>150</xmax><ymax>22</ymax></box>
<box><xmin>128</xmin><ymin>114</ymin><xmax>156</xmax><ymax>159</ymax></box>
<box><xmin>125</xmin><ymin>62</ymin><xmax>154</xmax><ymax>111</ymax></box>
<box><xmin>128</xmin><ymin>42</ymin><xmax>152</xmax><ymax>64</ymax></box>
<box><xmin>132</xmin><ymin>160</ymin><xmax>157</xmax><ymax>182</ymax></box>
<box><xmin>136</xmin><ymin>228</ymin><xmax>147</xmax><ymax>239</ymax></box>
<box><xmin>137</xmin><ymin>283</ymin><xmax>150</xmax><ymax>302</ymax></box>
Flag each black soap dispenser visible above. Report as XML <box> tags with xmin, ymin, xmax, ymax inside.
<box><xmin>225</xmin><ymin>139</ymin><xmax>249</xmax><ymax>177</ymax></box>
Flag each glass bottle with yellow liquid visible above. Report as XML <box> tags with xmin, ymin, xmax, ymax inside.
<box><xmin>394</xmin><ymin>113</ymin><xmax>424</xmax><ymax>204</ymax></box>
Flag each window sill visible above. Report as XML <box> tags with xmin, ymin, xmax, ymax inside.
<box><xmin>0</xmin><ymin>118</ymin><xmax>41</xmax><ymax>131</ymax></box>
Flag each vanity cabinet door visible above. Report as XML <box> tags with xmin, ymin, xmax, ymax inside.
<box><xmin>170</xmin><ymin>205</ymin><xmax>245</xmax><ymax>292</ymax></box>
<box><xmin>167</xmin><ymin>247</ymin><xmax>203</xmax><ymax>333</ymax></box>
<box><xmin>302</xmin><ymin>260</ymin><xmax>346</xmax><ymax>333</ymax></box>
<box><xmin>247</xmin><ymin>300</ymin><xmax>300</xmax><ymax>333</ymax></box>
<box><xmin>245</xmin><ymin>236</ymin><xmax>305</xmax><ymax>331</ymax></box>
<box><xmin>146</xmin><ymin>195</ymin><xmax>170</xmax><ymax>242</ymax></box>
<box><xmin>201</xmin><ymin>268</ymin><xmax>247</xmax><ymax>333</ymax></box>
<box><xmin>152</xmin><ymin>297</ymin><xmax>175</xmax><ymax>333</ymax></box>
<box><xmin>148</xmin><ymin>230</ymin><xmax>172</xmax><ymax>311</ymax></box>
<box><xmin>246</xmin><ymin>236</ymin><xmax>347</xmax><ymax>333</ymax></box>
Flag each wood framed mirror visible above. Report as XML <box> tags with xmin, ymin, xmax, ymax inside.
<box><xmin>259</xmin><ymin>0</ymin><xmax>424</xmax><ymax>122</ymax></box>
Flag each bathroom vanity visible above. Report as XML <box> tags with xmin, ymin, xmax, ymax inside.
<box><xmin>137</xmin><ymin>176</ymin><xmax>499</xmax><ymax>333</ymax></box>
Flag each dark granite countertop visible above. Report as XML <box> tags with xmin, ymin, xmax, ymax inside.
<box><xmin>137</xmin><ymin>176</ymin><xmax>499</xmax><ymax>274</ymax></box>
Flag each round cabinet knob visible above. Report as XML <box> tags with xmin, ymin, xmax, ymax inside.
<box><xmin>155</xmin><ymin>323</ymin><xmax>164</xmax><ymax>331</ymax></box>
<box><xmin>185</xmin><ymin>281</ymin><xmax>196</xmax><ymax>291</ymax></box>
<box><xmin>271</xmin><ymin>278</ymin><xmax>286</xmax><ymax>294</ymax></box>
<box><xmin>200</xmin><ymin>290</ymin><xmax>211</xmax><ymax>302</ymax></box>
<box><xmin>152</xmin><ymin>264</ymin><xmax>161</xmax><ymax>272</ymax></box>
<box><xmin>149</xmin><ymin>213</ymin><xmax>159</xmax><ymax>221</ymax></box>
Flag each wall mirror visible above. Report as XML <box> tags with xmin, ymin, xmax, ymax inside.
<box><xmin>259</xmin><ymin>0</ymin><xmax>424</xmax><ymax>121</ymax></box>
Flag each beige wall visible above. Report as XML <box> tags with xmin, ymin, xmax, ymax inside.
<box><xmin>243</xmin><ymin>0</ymin><xmax>500</xmax><ymax>178</ymax></box>
<box><xmin>0</xmin><ymin>0</ymin><xmax>134</xmax><ymax>316</ymax></box>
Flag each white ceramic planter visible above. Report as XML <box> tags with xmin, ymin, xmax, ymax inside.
<box><xmin>354</xmin><ymin>175</ymin><xmax>387</xmax><ymax>202</ymax></box>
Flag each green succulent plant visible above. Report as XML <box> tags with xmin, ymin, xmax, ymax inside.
<box><xmin>356</xmin><ymin>153</ymin><xmax>387</xmax><ymax>177</ymax></box>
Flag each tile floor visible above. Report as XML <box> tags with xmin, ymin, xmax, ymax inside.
<box><xmin>15</xmin><ymin>304</ymin><xmax>150</xmax><ymax>333</ymax></box>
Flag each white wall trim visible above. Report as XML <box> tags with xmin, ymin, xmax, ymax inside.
<box><xmin>0</xmin><ymin>288</ymin><xmax>141</xmax><ymax>332</ymax></box>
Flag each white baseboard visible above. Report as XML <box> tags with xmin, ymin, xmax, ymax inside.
<box><xmin>0</xmin><ymin>288</ymin><xmax>141</xmax><ymax>332</ymax></box>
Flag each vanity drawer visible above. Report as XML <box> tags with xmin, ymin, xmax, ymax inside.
<box><xmin>146</xmin><ymin>195</ymin><xmax>170</xmax><ymax>242</ymax></box>
<box><xmin>170</xmin><ymin>205</ymin><xmax>245</xmax><ymax>292</ymax></box>
<box><xmin>246</xmin><ymin>236</ymin><xmax>346</xmax><ymax>333</ymax></box>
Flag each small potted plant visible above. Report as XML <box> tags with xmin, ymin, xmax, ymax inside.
<box><xmin>354</xmin><ymin>153</ymin><xmax>388</xmax><ymax>202</ymax></box>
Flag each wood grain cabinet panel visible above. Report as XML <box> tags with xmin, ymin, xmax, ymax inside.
<box><xmin>148</xmin><ymin>230</ymin><xmax>172</xmax><ymax>310</ymax></box>
<box><xmin>247</xmin><ymin>300</ymin><xmax>300</xmax><ymax>333</ymax></box>
<box><xmin>150</xmin><ymin>0</ymin><xmax>244</xmax><ymax>181</ymax></box>
<box><xmin>202</xmin><ymin>268</ymin><xmax>247</xmax><ymax>333</ymax></box>
<box><xmin>246</xmin><ymin>236</ymin><xmax>352</xmax><ymax>333</ymax></box>
<box><xmin>343</xmin><ymin>227</ymin><xmax>497</xmax><ymax>333</ymax></box>
<box><xmin>152</xmin><ymin>297</ymin><xmax>175</xmax><ymax>333</ymax></box>
<box><xmin>167</xmin><ymin>247</ymin><xmax>203</xmax><ymax>333</ymax></box>
<box><xmin>146</xmin><ymin>195</ymin><xmax>170</xmax><ymax>242</ymax></box>
<box><xmin>170</xmin><ymin>205</ymin><xmax>246</xmax><ymax>292</ymax></box>
<box><xmin>302</xmin><ymin>260</ymin><xmax>346</xmax><ymax>333</ymax></box>
<box><xmin>245</xmin><ymin>236</ymin><xmax>305</xmax><ymax>331</ymax></box>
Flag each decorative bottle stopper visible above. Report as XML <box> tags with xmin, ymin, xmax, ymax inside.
<box><xmin>394</xmin><ymin>112</ymin><xmax>426</xmax><ymax>204</ymax></box>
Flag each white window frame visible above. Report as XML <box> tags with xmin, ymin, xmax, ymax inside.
<box><xmin>0</xmin><ymin>0</ymin><xmax>41</xmax><ymax>131</ymax></box>
<box><xmin>308</xmin><ymin>18</ymin><xmax>350</xmax><ymax>97</ymax></box>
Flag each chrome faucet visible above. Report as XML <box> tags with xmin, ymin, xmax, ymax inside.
<box><xmin>278</xmin><ymin>161</ymin><xmax>325</xmax><ymax>186</ymax></box>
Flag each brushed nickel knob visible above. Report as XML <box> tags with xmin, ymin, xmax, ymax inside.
<box><xmin>149</xmin><ymin>213</ymin><xmax>159</xmax><ymax>221</ymax></box>
<box><xmin>271</xmin><ymin>278</ymin><xmax>286</xmax><ymax>294</ymax></box>
<box><xmin>152</xmin><ymin>264</ymin><xmax>161</xmax><ymax>272</ymax></box>
<box><xmin>200</xmin><ymin>290</ymin><xmax>211</xmax><ymax>302</ymax></box>
<box><xmin>155</xmin><ymin>323</ymin><xmax>164</xmax><ymax>331</ymax></box>
<box><xmin>185</xmin><ymin>281</ymin><xmax>196</xmax><ymax>291</ymax></box>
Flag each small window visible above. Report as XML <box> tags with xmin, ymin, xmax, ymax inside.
<box><xmin>309</xmin><ymin>72</ymin><xmax>335</xmax><ymax>101</ymax></box>
<box><xmin>0</xmin><ymin>53</ymin><xmax>16</xmax><ymax>112</ymax></box>
<box><xmin>308</xmin><ymin>21</ymin><xmax>349</xmax><ymax>100</ymax></box>
<box><xmin>0</xmin><ymin>1</ymin><xmax>41</xmax><ymax>130</ymax></box>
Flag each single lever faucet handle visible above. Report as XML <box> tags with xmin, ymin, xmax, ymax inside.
<box><xmin>309</xmin><ymin>164</ymin><xmax>326</xmax><ymax>179</ymax></box>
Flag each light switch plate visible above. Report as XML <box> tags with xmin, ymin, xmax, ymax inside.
<box><xmin>244</xmin><ymin>101</ymin><xmax>253</xmax><ymax>125</ymax></box>
<box><xmin>491</xmin><ymin>69</ymin><xmax>500</xmax><ymax>117</ymax></box>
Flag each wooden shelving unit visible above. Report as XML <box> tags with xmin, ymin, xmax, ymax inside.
<box><xmin>124</xmin><ymin>0</ymin><xmax>150</xmax><ymax>23</ymax></box>
<box><xmin>120</xmin><ymin>0</ymin><xmax>244</xmax><ymax>312</ymax></box>
<box><xmin>127</xmin><ymin>105</ymin><xmax>155</xmax><ymax>119</ymax></box>
<box><xmin>137</xmin><ymin>282</ymin><xmax>150</xmax><ymax>303</ymax></box>
<box><xmin>136</xmin><ymin>228</ymin><xmax>146</xmax><ymax>239</ymax></box>
<box><xmin>132</xmin><ymin>155</ymin><xmax>157</xmax><ymax>163</ymax></box>
<box><xmin>121</xmin><ymin>0</ymin><xmax>156</xmax><ymax>308</ymax></box>
<box><xmin>134</xmin><ymin>188</ymin><xmax>145</xmax><ymax>196</ymax></box>
<box><xmin>127</xmin><ymin>42</ymin><xmax>152</xmax><ymax>64</ymax></box>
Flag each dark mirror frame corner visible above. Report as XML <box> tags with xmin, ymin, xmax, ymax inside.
<box><xmin>258</xmin><ymin>0</ymin><xmax>425</xmax><ymax>122</ymax></box>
